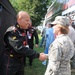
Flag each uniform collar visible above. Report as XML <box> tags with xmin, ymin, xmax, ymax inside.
<box><xmin>15</xmin><ymin>22</ymin><xmax>27</xmax><ymax>33</ymax></box>
<box><xmin>56</xmin><ymin>34</ymin><xmax>67</xmax><ymax>38</ymax></box>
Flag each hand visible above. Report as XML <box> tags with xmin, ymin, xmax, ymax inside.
<box><xmin>35</xmin><ymin>44</ymin><xmax>38</xmax><ymax>48</ymax></box>
<box><xmin>39</xmin><ymin>53</ymin><xmax>47</xmax><ymax>61</ymax></box>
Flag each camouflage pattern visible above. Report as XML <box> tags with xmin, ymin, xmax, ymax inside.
<box><xmin>45</xmin><ymin>34</ymin><xmax>75</xmax><ymax>75</ymax></box>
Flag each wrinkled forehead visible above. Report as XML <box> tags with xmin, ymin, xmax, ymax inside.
<box><xmin>21</xmin><ymin>15</ymin><xmax>30</xmax><ymax>21</ymax></box>
<box><xmin>17</xmin><ymin>11</ymin><xmax>30</xmax><ymax>20</ymax></box>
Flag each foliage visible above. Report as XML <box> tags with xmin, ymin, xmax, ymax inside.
<box><xmin>9</xmin><ymin>0</ymin><xmax>50</xmax><ymax>26</ymax></box>
<box><xmin>37</xmin><ymin>29</ymin><xmax>41</xmax><ymax>34</ymax></box>
<box><xmin>9</xmin><ymin>0</ymin><xmax>66</xmax><ymax>26</ymax></box>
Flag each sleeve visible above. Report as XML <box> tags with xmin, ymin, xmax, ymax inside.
<box><xmin>48</xmin><ymin>43</ymin><xmax>62</xmax><ymax>74</ymax></box>
<box><xmin>33</xmin><ymin>29</ymin><xmax>39</xmax><ymax>44</ymax></box>
<box><xmin>45</xmin><ymin>28</ymin><xmax>54</xmax><ymax>49</ymax></box>
<box><xmin>4</xmin><ymin>32</ymin><xmax>39</xmax><ymax>58</ymax></box>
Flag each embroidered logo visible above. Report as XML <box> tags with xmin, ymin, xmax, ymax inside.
<box><xmin>13</xmin><ymin>36</ymin><xmax>16</xmax><ymax>40</ymax></box>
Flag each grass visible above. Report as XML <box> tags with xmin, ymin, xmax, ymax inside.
<box><xmin>24</xmin><ymin>46</ymin><xmax>47</xmax><ymax>75</ymax></box>
<box><xmin>24</xmin><ymin>58</ymin><xmax>47</xmax><ymax>75</ymax></box>
<box><xmin>24</xmin><ymin>34</ymin><xmax>75</xmax><ymax>75</ymax></box>
<box><xmin>24</xmin><ymin>34</ymin><xmax>46</xmax><ymax>75</ymax></box>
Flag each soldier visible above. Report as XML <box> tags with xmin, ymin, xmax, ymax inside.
<box><xmin>67</xmin><ymin>17</ymin><xmax>75</xmax><ymax>71</ymax></box>
<box><xmin>3</xmin><ymin>11</ymin><xmax>46</xmax><ymax>75</ymax></box>
<box><xmin>44</xmin><ymin>16</ymin><xmax>75</xmax><ymax>75</ymax></box>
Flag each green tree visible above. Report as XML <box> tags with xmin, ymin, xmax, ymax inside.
<box><xmin>9</xmin><ymin>0</ymin><xmax>50</xmax><ymax>26</ymax></box>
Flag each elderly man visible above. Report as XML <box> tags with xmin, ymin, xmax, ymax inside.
<box><xmin>3</xmin><ymin>11</ymin><xmax>46</xmax><ymax>75</ymax></box>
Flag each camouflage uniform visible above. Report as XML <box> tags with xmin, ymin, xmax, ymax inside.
<box><xmin>45</xmin><ymin>34</ymin><xmax>75</xmax><ymax>75</ymax></box>
<box><xmin>68</xmin><ymin>25</ymin><xmax>75</xmax><ymax>69</ymax></box>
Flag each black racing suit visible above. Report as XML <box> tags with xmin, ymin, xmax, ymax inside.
<box><xmin>3</xmin><ymin>26</ymin><xmax>39</xmax><ymax>75</ymax></box>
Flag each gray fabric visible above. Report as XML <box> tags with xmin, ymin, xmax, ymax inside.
<box><xmin>45</xmin><ymin>34</ymin><xmax>75</xmax><ymax>75</ymax></box>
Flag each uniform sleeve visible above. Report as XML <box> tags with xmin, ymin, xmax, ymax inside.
<box><xmin>5</xmin><ymin>32</ymin><xmax>39</xmax><ymax>58</ymax></box>
<box><xmin>47</xmin><ymin>43</ymin><xmax>62</xmax><ymax>74</ymax></box>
